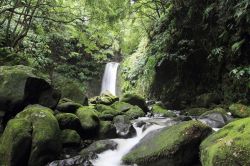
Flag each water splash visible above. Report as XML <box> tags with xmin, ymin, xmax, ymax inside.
<box><xmin>101</xmin><ymin>62</ymin><xmax>120</xmax><ymax>96</ymax></box>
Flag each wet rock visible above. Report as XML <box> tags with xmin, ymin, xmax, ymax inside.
<box><xmin>134</xmin><ymin>121</ymin><xmax>146</xmax><ymax>127</ymax></box>
<box><xmin>113</xmin><ymin>115</ymin><xmax>136</xmax><ymax>138</ymax></box>
<box><xmin>123</xmin><ymin>120</ymin><xmax>212</xmax><ymax>166</ymax></box>
<box><xmin>47</xmin><ymin>155</ymin><xmax>94</xmax><ymax>166</ymax></box>
<box><xmin>151</xmin><ymin>103</ymin><xmax>176</xmax><ymax>117</ymax></box>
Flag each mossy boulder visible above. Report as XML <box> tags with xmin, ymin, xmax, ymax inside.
<box><xmin>76</xmin><ymin>106</ymin><xmax>100</xmax><ymax>138</ymax></box>
<box><xmin>56</xmin><ymin>98</ymin><xmax>82</xmax><ymax>113</ymax></box>
<box><xmin>125</xmin><ymin>106</ymin><xmax>146</xmax><ymax>119</ymax></box>
<box><xmin>111</xmin><ymin>101</ymin><xmax>133</xmax><ymax>112</ymax></box>
<box><xmin>89</xmin><ymin>91</ymin><xmax>119</xmax><ymax>105</ymax></box>
<box><xmin>98</xmin><ymin>121</ymin><xmax>117</xmax><ymax>139</ymax></box>
<box><xmin>229</xmin><ymin>103</ymin><xmax>250</xmax><ymax>118</ymax></box>
<box><xmin>151</xmin><ymin>104</ymin><xmax>176</xmax><ymax>117</ymax></box>
<box><xmin>80</xmin><ymin>140</ymin><xmax>118</xmax><ymax>156</ymax></box>
<box><xmin>0</xmin><ymin>65</ymin><xmax>60</xmax><ymax>125</ymax></box>
<box><xmin>183</xmin><ymin>107</ymin><xmax>209</xmax><ymax>116</ymax></box>
<box><xmin>60</xmin><ymin>129</ymin><xmax>81</xmax><ymax>146</ymax></box>
<box><xmin>96</xmin><ymin>104</ymin><xmax>123</xmax><ymax>120</ymax></box>
<box><xmin>55</xmin><ymin>113</ymin><xmax>81</xmax><ymax>131</ymax></box>
<box><xmin>123</xmin><ymin>120</ymin><xmax>212</xmax><ymax>166</ymax></box>
<box><xmin>16</xmin><ymin>105</ymin><xmax>62</xmax><ymax>166</ymax></box>
<box><xmin>120</xmin><ymin>93</ymin><xmax>148</xmax><ymax>112</ymax></box>
<box><xmin>0</xmin><ymin>118</ymin><xmax>32</xmax><ymax>166</ymax></box>
<box><xmin>200</xmin><ymin>118</ymin><xmax>250</xmax><ymax>166</ymax></box>
<box><xmin>113</xmin><ymin>115</ymin><xmax>136</xmax><ymax>138</ymax></box>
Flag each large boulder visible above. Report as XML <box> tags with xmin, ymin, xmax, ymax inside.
<box><xmin>98</xmin><ymin>121</ymin><xmax>117</xmax><ymax>139</ymax></box>
<box><xmin>229</xmin><ymin>103</ymin><xmax>250</xmax><ymax>118</ymax></box>
<box><xmin>48</xmin><ymin>155</ymin><xmax>94</xmax><ymax>166</ymax></box>
<box><xmin>200</xmin><ymin>118</ymin><xmax>250</xmax><ymax>165</ymax></box>
<box><xmin>16</xmin><ymin>105</ymin><xmax>62</xmax><ymax>166</ymax></box>
<box><xmin>151</xmin><ymin>104</ymin><xmax>176</xmax><ymax>117</ymax></box>
<box><xmin>76</xmin><ymin>107</ymin><xmax>100</xmax><ymax>138</ymax></box>
<box><xmin>96</xmin><ymin>104</ymin><xmax>123</xmax><ymax>121</ymax></box>
<box><xmin>120</xmin><ymin>93</ymin><xmax>148</xmax><ymax>112</ymax></box>
<box><xmin>0</xmin><ymin>118</ymin><xmax>32</xmax><ymax>166</ymax></box>
<box><xmin>0</xmin><ymin>65</ymin><xmax>60</xmax><ymax>125</ymax></box>
<box><xmin>123</xmin><ymin>120</ymin><xmax>212</xmax><ymax>166</ymax></box>
<box><xmin>113</xmin><ymin>115</ymin><xmax>136</xmax><ymax>138</ymax></box>
<box><xmin>60</xmin><ymin>129</ymin><xmax>81</xmax><ymax>147</ymax></box>
<box><xmin>89</xmin><ymin>91</ymin><xmax>119</xmax><ymax>105</ymax></box>
<box><xmin>111</xmin><ymin>101</ymin><xmax>133</xmax><ymax>112</ymax></box>
<box><xmin>55</xmin><ymin>113</ymin><xmax>81</xmax><ymax>131</ymax></box>
<box><xmin>56</xmin><ymin>98</ymin><xmax>82</xmax><ymax>113</ymax></box>
<box><xmin>125</xmin><ymin>106</ymin><xmax>145</xmax><ymax>119</ymax></box>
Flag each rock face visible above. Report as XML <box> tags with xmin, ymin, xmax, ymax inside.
<box><xmin>200</xmin><ymin>118</ymin><xmax>250</xmax><ymax>166</ymax></box>
<box><xmin>0</xmin><ymin>65</ymin><xmax>60</xmax><ymax>126</ymax></box>
<box><xmin>120</xmin><ymin>93</ymin><xmax>148</xmax><ymax>112</ymax></box>
<box><xmin>229</xmin><ymin>103</ymin><xmax>250</xmax><ymax>118</ymax></box>
<box><xmin>113</xmin><ymin>115</ymin><xmax>136</xmax><ymax>138</ymax></box>
<box><xmin>123</xmin><ymin>120</ymin><xmax>212</xmax><ymax>166</ymax></box>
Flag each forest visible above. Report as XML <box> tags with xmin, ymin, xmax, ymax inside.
<box><xmin>0</xmin><ymin>0</ymin><xmax>250</xmax><ymax>166</ymax></box>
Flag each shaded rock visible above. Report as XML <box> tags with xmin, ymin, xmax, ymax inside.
<box><xmin>16</xmin><ymin>105</ymin><xmax>62</xmax><ymax>166</ymax></box>
<box><xmin>61</xmin><ymin>129</ymin><xmax>81</xmax><ymax>146</ymax></box>
<box><xmin>89</xmin><ymin>91</ymin><xmax>118</xmax><ymax>105</ymax></box>
<box><xmin>80</xmin><ymin>140</ymin><xmax>118</xmax><ymax>156</ymax></box>
<box><xmin>196</xmin><ymin>93</ymin><xmax>221</xmax><ymax>108</ymax></box>
<box><xmin>125</xmin><ymin>106</ymin><xmax>145</xmax><ymax>119</ymax></box>
<box><xmin>151</xmin><ymin>104</ymin><xmax>176</xmax><ymax>117</ymax></box>
<box><xmin>200</xmin><ymin>118</ymin><xmax>250</xmax><ymax>166</ymax></box>
<box><xmin>229</xmin><ymin>103</ymin><xmax>250</xmax><ymax>118</ymax></box>
<box><xmin>120</xmin><ymin>93</ymin><xmax>148</xmax><ymax>112</ymax></box>
<box><xmin>76</xmin><ymin>107</ymin><xmax>100</xmax><ymax>138</ymax></box>
<box><xmin>98</xmin><ymin>121</ymin><xmax>117</xmax><ymax>139</ymax></box>
<box><xmin>56</xmin><ymin>113</ymin><xmax>81</xmax><ymax>131</ymax></box>
<box><xmin>134</xmin><ymin>121</ymin><xmax>146</xmax><ymax>127</ymax></box>
<box><xmin>95</xmin><ymin>104</ymin><xmax>123</xmax><ymax>120</ymax></box>
<box><xmin>47</xmin><ymin>155</ymin><xmax>94</xmax><ymax>166</ymax></box>
<box><xmin>183</xmin><ymin>107</ymin><xmax>209</xmax><ymax>116</ymax></box>
<box><xmin>113</xmin><ymin>115</ymin><xmax>136</xmax><ymax>138</ymax></box>
<box><xmin>0</xmin><ymin>118</ymin><xmax>32</xmax><ymax>166</ymax></box>
<box><xmin>57</xmin><ymin>98</ymin><xmax>82</xmax><ymax>113</ymax></box>
<box><xmin>111</xmin><ymin>101</ymin><xmax>133</xmax><ymax>112</ymax></box>
<box><xmin>123</xmin><ymin>120</ymin><xmax>212</xmax><ymax>166</ymax></box>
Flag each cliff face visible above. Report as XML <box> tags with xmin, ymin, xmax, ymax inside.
<box><xmin>120</xmin><ymin>0</ymin><xmax>250</xmax><ymax>109</ymax></box>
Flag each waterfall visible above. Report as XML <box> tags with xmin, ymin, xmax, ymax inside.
<box><xmin>101</xmin><ymin>62</ymin><xmax>120</xmax><ymax>95</ymax></box>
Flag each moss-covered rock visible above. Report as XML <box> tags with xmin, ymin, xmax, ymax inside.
<box><xmin>111</xmin><ymin>101</ymin><xmax>133</xmax><ymax>112</ymax></box>
<box><xmin>125</xmin><ymin>106</ymin><xmax>145</xmax><ymax>119</ymax></box>
<box><xmin>200</xmin><ymin>118</ymin><xmax>250</xmax><ymax>166</ymax></box>
<box><xmin>123</xmin><ymin>120</ymin><xmax>212</xmax><ymax>166</ymax></box>
<box><xmin>183</xmin><ymin>107</ymin><xmax>209</xmax><ymax>116</ymax></box>
<box><xmin>96</xmin><ymin>104</ymin><xmax>123</xmax><ymax>120</ymax></box>
<box><xmin>0</xmin><ymin>118</ymin><xmax>32</xmax><ymax>166</ymax></box>
<box><xmin>113</xmin><ymin>115</ymin><xmax>136</xmax><ymax>138</ymax></box>
<box><xmin>151</xmin><ymin>104</ymin><xmax>176</xmax><ymax>117</ymax></box>
<box><xmin>60</xmin><ymin>129</ymin><xmax>81</xmax><ymax>146</ymax></box>
<box><xmin>76</xmin><ymin>106</ymin><xmax>100</xmax><ymax>137</ymax></box>
<box><xmin>196</xmin><ymin>93</ymin><xmax>221</xmax><ymax>108</ymax></box>
<box><xmin>229</xmin><ymin>103</ymin><xmax>250</xmax><ymax>118</ymax></box>
<box><xmin>120</xmin><ymin>93</ymin><xmax>148</xmax><ymax>112</ymax></box>
<box><xmin>16</xmin><ymin>105</ymin><xmax>62</xmax><ymax>166</ymax></box>
<box><xmin>89</xmin><ymin>91</ymin><xmax>119</xmax><ymax>105</ymax></box>
<box><xmin>56</xmin><ymin>98</ymin><xmax>82</xmax><ymax>113</ymax></box>
<box><xmin>98</xmin><ymin>121</ymin><xmax>117</xmax><ymax>139</ymax></box>
<box><xmin>55</xmin><ymin>113</ymin><xmax>81</xmax><ymax>131</ymax></box>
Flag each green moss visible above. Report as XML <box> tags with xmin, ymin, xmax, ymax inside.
<box><xmin>229</xmin><ymin>103</ymin><xmax>250</xmax><ymax>118</ymax></box>
<box><xmin>55</xmin><ymin>113</ymin><xmax>81</xmax><ymax>130</ymax></box>
<box><xmin>183</xmin><ymin>107</ymin><xmax>209</xmax><ymax>116</ymax></box>
<box><xmin>123</xmin><ymin>120</ymin><xmax>212</xmax><ymax>165</ymax></box>
<box><xmin>200</xmin><ymin>118</ymin><xmax>250</xmax><ymax>166</ymax></box>
<box><xmin>57</xmin><ymin>98</ymin><xmax>82</xmax><ymax>113</ymax></box>
<box><xmin>16</xmin><ymin>104</ymin><xmax>61</xmax><ymax>166</ymax></box>
<box><xmin>200</xmin><ymin>107</ymin><xmax>227</xmax><ymax>117</ymax></box>
<box><xmin>76</xmin><ymin>106</ymin><xmax>100</xmax><ymax>131</ymax></box>
<box><xmin>60</xmin><ymin>129</ymin><xmax>81</xmax><ymax>146</ymax></box>
<box><xmin>151</xmin><ymin>104</ymin><xmax>176</xmax><ymax>117</ymax></box>
<box><xmin>125</xmin><ymin>106</ymin><xmax>145</xmax><ymax>119</ymax></box>
<box><xmin>120</xmin><ymin>93</ymin><xmax>148</xmax><ymax>111</ymax></box>
<box><xmin>89</xmin><ymin>91</ymin><xmax>119</xmax><ymax>105</ymax></box>
<box><xmin>0</xmin><ymin>119</ymin><xmax>32</xmax><ymax>166</ymax></box>
<box><xmin>111</xmin><ymin>101</ymin><xmax>133</xmax><ymax>112</ymax></box>
<box><xmin>98</xmin><ymin>121</ymin><xmax>117</xmax><ymax>139</ymax></box>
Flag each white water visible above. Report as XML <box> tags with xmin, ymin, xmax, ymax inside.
<box><xmin>91</xmin><ymin>123</ymin><xmax>164</xmax><ymax>166</ymax></box>
<box><xmin>101</xmin><ymin>62</ymin><xmax>120</xmax><ymax>96</ymax></box>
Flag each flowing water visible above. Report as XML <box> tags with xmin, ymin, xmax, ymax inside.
<box><xmin>91</xmin><ymin>118</ymin><xmax>168</xmax><ymax>166</ymax></box>
<box><xmin>101</xmin><ymin>62</ymin><xmax>120</xmax><ymax>96</ymax></box>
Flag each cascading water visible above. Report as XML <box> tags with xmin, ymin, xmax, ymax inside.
<box><xmin>101</xmin><ymin>62</ymin><xmax>120</xmax><ymax>96</ymax></box>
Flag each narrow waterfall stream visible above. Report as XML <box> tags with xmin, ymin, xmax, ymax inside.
<box><xmin>101</xmin><ymin>62</ymin><xmax>120</xmax><ymax>95</ymax></box>
<box><xmin>91</xmin><ymin>118</ymin><xmax>166</xmax><ymax>166</ymax></box>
